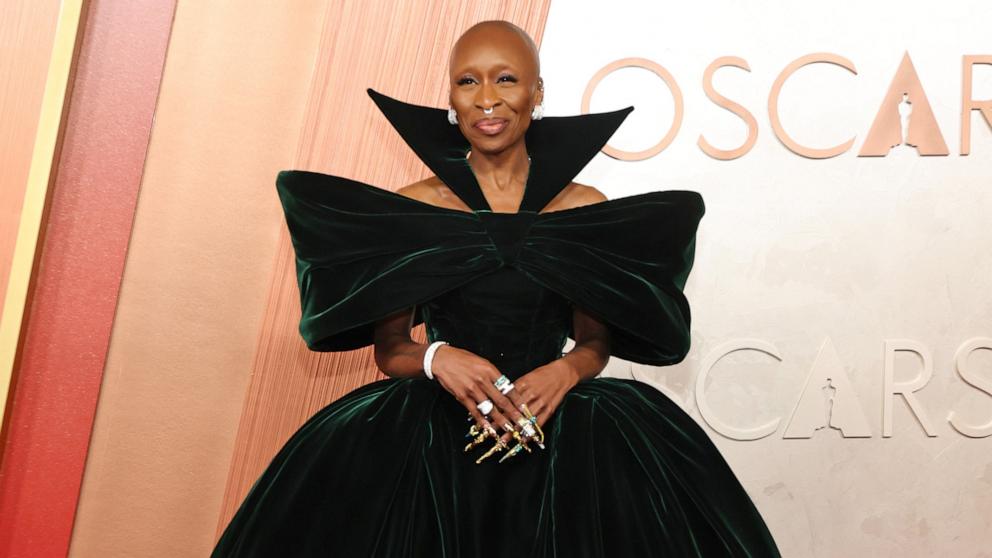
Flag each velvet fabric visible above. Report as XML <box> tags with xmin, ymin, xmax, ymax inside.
<box><xmin>212</xmin><ymin>89</ymin><xmax>781</xmax><ymax>557</ymax></box>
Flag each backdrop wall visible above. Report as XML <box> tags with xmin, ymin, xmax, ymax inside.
<box><xmin>541</xmin><ymin>1</ymin><xmax>992</xmax><ymax>556</ymax></box>
<box><xmin>57</xmin><ymin>1</ymin><xmax>991</xmax><ymax>557</ymax></box>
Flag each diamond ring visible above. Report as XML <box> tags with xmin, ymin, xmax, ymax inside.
<box><xmin>476</xmin><ymin>399</ymin><xmax>494</xmax><ymax>416</ymax></box>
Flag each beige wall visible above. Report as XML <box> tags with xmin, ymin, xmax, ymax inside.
<box><xmin>69</xmin><ymin>2</ymin><xmax>325</xmax><ymax>556</ymax></box>
<box><xmin>541</xmin><ymin>1</ymin><xmax>992</xmax><ymax>556</ymax></box>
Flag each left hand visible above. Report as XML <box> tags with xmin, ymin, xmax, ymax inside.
<box><xmin>481</xmin><ymin>359</ymin><xmax>578</xmax><ymax>455</ymax></box>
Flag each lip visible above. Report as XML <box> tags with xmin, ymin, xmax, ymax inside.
<box><xmin>473</xmin><ymin>118</ymin><xmax>509</xmax><ymax>135</ymax></box>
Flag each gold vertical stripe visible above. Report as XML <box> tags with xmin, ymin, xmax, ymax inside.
<box><xmin>0</xmin><ymin>0</ymin><xmax>85</xmax><ymax>438</ymax></box>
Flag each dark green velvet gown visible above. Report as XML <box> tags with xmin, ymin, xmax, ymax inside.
<box><xmin>212</xmin><ymin>89</ymin><xmax>781</xmax><ymax>557</ymax></box>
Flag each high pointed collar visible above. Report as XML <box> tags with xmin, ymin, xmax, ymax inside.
<box><xmin>366</xmin><ymin>88</ymin><xmax>634</xmax><ymax>213</ymax></box>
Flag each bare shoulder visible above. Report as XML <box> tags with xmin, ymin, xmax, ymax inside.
<box><xmin>543</xmin><ymin>182</ymin><xmax>609</xmax><ymax>212</ymax></box>
<box><xmin>395</xmin><ymin>177</ymin><xmax>440</xmax><ymax>203</ymax></box>
<box><xmin>395</xmin><ymin>175</ymin><xmax>472</xmax><ymax>212</ymax></box>
<box><xmin>569</xmin><ymin>182</ymin><xmax>609</xmax><ymax>205</ymax></box>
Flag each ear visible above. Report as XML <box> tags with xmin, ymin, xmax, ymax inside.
<box><xmin>535</xmin><ymin>77</ymin><xmax>544</xmax><ymax>105</ymax></box>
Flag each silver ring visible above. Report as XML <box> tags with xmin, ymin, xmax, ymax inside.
<box><xmin>476</xmin><ymin>399</ymin><xmax>494</xmax><ymax>415</ymax></box>
<box><xmin>498</xmin><ymin>382</ymin><xmax>515</xmax><ymax>395</ymax></box>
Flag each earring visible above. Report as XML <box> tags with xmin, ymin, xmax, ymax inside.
<box><xmin>447</xmin><ymin>107</ymin><xmax>458</xmax><ymax>125</ymax></box>
<box><xmin>531</xmin><ymin>103</ymin><xmax>544</xmax><ymax>120</ymax></box>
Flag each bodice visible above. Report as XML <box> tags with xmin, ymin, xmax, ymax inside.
<box><xmin>420</xmin><ymin>266</ymin><xmax>572</xmax><ymax>380</ymax></box>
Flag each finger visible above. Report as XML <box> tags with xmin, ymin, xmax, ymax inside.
<box><xmin>481</xmin><ymin>374</ymin><xmax>531</xmax><ymax>431</ymax></box>
<box><xmin>468</xmin><ymin>387</ymin><xmax>515</xmax><ymax>439</ymax></box>
<box><xmin>478</xmin><ymin>382</ymin><xmax>525</xmax><ymax>434</ymax></box>
<box><xmin>502</xmin><ymin>382</ymin><xmax>529</xmax><ymax>413</ymax></box>
<box><xmin>500</xmin><ymin>377</ymin><xmax>529</xmax><ymax>408</ymax></box>
<box><xmin>507</xmin><ymin>385</ymin><xmax>541</xmax><ymax>434</ymax></box>
<box><xmin>459</xmin><ymin>395</ymin><xmax>494</xmax><ymax>435</ymax></box>
<box><xmin>499</xmin><ymin>430</ymin><xmax>513</xmax><ymax>447</ymax></box>
<box><xmin>518</xmin><ymin>400</ymin><xmax>546</xmax><ymax>446</ymax></box>
<box><xmin>468</xmin><ymin>395</ymin><xmax>518</xmax><ymax>444</ymax></box>
<box><xmin>538</xmin><ymin>394</ymin><xmax>566</xmax><ymax>429</ymax></box>
<box><xmin>524</xmin><ymin>400</ymin><xmax>542</xmax><ymax>420</ymax></box>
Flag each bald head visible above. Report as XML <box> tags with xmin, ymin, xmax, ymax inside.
<box><xmin>449</xmin><ymin>20</ymin><xmax>541</xmax><ymax>82</ymax></box>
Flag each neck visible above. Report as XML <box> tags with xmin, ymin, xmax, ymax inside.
<box><xmin>466</xmin><ymin>142</ymin><xmax>530</xmax><ymax>192</ymax></box>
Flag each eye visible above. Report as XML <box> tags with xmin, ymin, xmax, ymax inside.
<box><xmin>456</xmin><ymin>75</ymin><xmax>516</xmax><ymax>86</ymax></box>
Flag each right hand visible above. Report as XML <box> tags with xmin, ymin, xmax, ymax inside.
<box><xmin>429</xmin><ymin>344</ymin><xmax>527</xmax><ymax>440</ymax></box>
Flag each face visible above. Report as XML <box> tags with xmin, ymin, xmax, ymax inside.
<box><xmin>448</xmin><ymin>26</ymin><xmax>544</xmax><ymax>154</ymax></box>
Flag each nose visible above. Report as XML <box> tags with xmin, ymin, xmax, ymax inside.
<box><xmin>475</xmin><ymin>80</ymin><xmax>501</xmax><ymax>112</ymax></box>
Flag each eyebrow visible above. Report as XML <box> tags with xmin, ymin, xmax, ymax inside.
<box><xmin>453</xmin><ymin>62</ymin><xmax>518</xmax><ymax>75</ymax></box>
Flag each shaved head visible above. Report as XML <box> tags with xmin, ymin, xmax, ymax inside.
<box><xmin>449</xmin><ymin>20</ymin><xmax>541</xmax><ymax>80</ymax></box>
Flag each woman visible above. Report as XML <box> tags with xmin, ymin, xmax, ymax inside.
<box><xmin>213</xmin><ymin>20</ymin><xmax>781</xmax><ymax>558</ymax></box>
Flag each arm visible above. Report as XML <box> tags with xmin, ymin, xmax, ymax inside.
<box><xmin>554</xmin><ymin>183</ymin><xmax>612</xmax><ymax>386</ymax></box>
<box><xmin>372</xmin><ymin>182</ymin><xmax>445</xmax><ymax>378</ymax></box>
<box><xmin>559</xmin><ymin>304</ymin><xmax>612</xmax><ymax>388</ymax></box>
<box><xmin>373</xmin><ymin>307</ymin><xmax>428</xmax><ymax>379</ymax></box>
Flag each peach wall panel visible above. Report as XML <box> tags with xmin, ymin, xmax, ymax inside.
<box><xmin>66</xmin><ymin>2</ymin><xmax>325</xmax><ymax>557</ymax></box>
<box><xmin>217</xmin><ymin>0</ymin><xmax>552</xmax><ymax>540</ymax></box>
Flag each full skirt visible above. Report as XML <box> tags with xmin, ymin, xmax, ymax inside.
<box><xmin>212</xmin><ymin>377</ymin><xmax>780</xmax><ymax>557</ymax></box>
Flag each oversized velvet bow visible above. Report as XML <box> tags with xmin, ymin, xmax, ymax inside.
<box><xmin>275</xmin><ymin>88</ymin><xmax>705</xmax><ymax>366</ymax></box>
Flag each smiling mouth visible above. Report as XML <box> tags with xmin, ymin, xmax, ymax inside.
<box><xmin>474</xmin><ymin>119</ymin><xmax>508</xmax><ymax>135</ymax></box>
